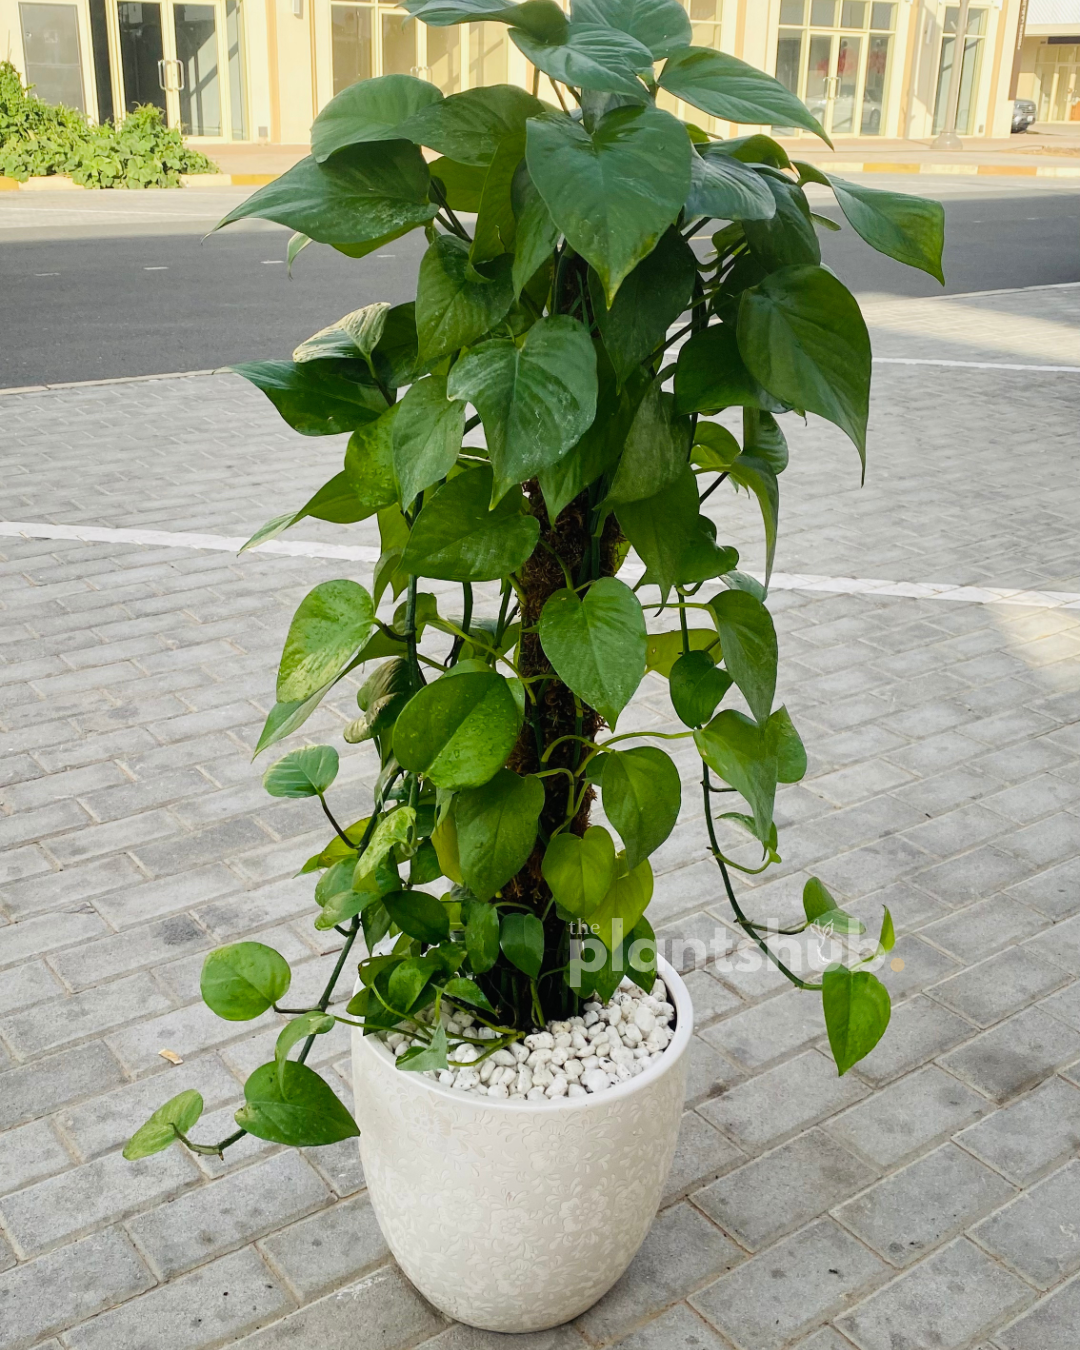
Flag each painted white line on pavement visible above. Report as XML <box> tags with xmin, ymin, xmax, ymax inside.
<box><xmin>874</xmin><ymin>357</ymin><xmax>1080</xmax><ymax>373</ymax></box>
<box><xmin>3</xmin><ymin>520</ymin><xmax>1078</xmax><ymax>611</ymax></box>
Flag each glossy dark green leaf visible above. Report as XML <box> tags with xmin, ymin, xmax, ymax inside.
<box><xmin>571</xmin><ymin>0</ymin><xmax>691</xmax><ymax>58</ymax></box>
<box><xmin>743</xmin><ymin>407</ymin><xmax>788</xmax><ymax>475</ymax></box>
<box><xmin>646</xmin><ymin>628</ymin><xmax>716</xmax><ymax>676</ymax></box>
<box><xmin>538</xmin><ymin>577</ymin><xmax>646</xmax><ymax>728</ymax></box>
<box><xmin>454</xmin><ymin>769</ymin><xmax>545</xmax><ymax>900</ymax></box>
<box><xmin>512</xmin><ymin>25</ymin><xmax>653</xmax><ymax>100</ymax></box>
<box><xmin>803</xmin><ymin>876</ymin><xmax>837</xmax><ymax>923</ymax></box>
<box><xmin>274</xmin><ymin>1012</ymin><xmax>335</xmax><ymax>1093</ymax></box>
<box><xmin>511</xmin><ymin>171</ymin><xmax>560</xmax><ymax>298</ymax></box>
<box><xmin>402</xmin><ymin>84</ymin><xmax>546</xmax><ymax>166</ymax></box>
<box><xmin>686</xmin><ymin>146</ymin><xmax>776</xmax><ymax>222</ymax></box>
<box><xmin>691</xmin><ymin>421</ymin><xmax>741</xmax><ymax>471</ymax></box>
<box><xmin>239</xmin><ymin>472</ymin><xmax>372</xmax><ymax>555</ymax></box>
<box><xmin>588</xmin><ymin>854</ymin><xmax>653</xmax><ymax>950</ymax></box>
<box><xmin>742</xmin><ymin>176</ymin><xmax>820</xmax><ymax>272</ymax></box>
<box><xmin>607</xmin><ymin>376</ymin><xmax>690</xmax><ymax>505</ymax></box>
<box><xmin>541</xmin><ymin>825</ymin><xmax>617</xmax><ymax>918</ymax></box>
<box><xmin>500</xmin><ymin>910</ymin><xmax>544</xmax><ymax>979</ymax></box>
<box><xmin>392</xmin><ymin>368</ymin><xmax>466</xmax><ymax>509</ymax></box>
<box><xmin>714</xmin><ymin>133</ymin><xmax>792</xmax><ymax>169</ymax></box>
<box><xmin>669</xmin><ymin>649</ymin><xmax>732</xmax><ymax>727</ymax></box>
<box><xmin>215</xmin><ymin>142</ymin><xmax>436</xmax><ymax>246</ymax></box>
<box><xmin>822</xmin><ymin>966</ymin><xmax>891</xmax><ymax>1076</ymax></box>
<box><xmin>447</xmin><ymin>314</ymin><xmax>598</xmax><ymax>503</ymax></box>
<box><xmin>277</xmin><ymin>580</ymin><xmax>374</xmax><ymax>703</ymax></box>
<box><xmin>291</xmin><ymin>302</ymin><xmax>390</xmax><ymax>364</ymax></box>
<box><xmin>796</xmin><ymin>163</ymin><xmax>945</xmax><ymax>283</ymax></box>
<box><xmin>879</xmin><ymin>906</ymin><xmax>896</xmax><ymax>954</ymax></box>
<box><xmin>430</xmin><ymin>155</ymin><xmax>488</xmax><ymax>211</ymax></box>
<box><xmin>572</xmin><ymin>913</ymin><xmax>654</xmax><ymax>1000</ymax></box>
<box><xmin>231</xmin><ymin>360</ymin><xmax>386</xmax><ymax>436</ymax></box>
<box><xmin>416</xmin><ymin>234</ymin><xmax>515</xmax><ymax>364</ymax></box>
<box><xmin>708</xmin><ymin>588</ymin><xmax>777</xmax><ymax>726</ymax></box>
<box><xmin>201</xmin><ymin>942</ymin><xmax>292</xmax><ymax>1021</ymax></box>
<box><xmin>254</xmin><ymin>677</ymin><xmax>349</xmax><ymax>758</ymax></box>
<box><xmin>602</xmin><ymin>746</ymin><xmax>681</xmax><ymax>868</ymax></box>
<box><xmin>400</xmin><ymin>466</ymin><xmax>539</xmax><ymax>582</ymax></box>
<box><xmin>589</xmin><ymin>227</ymin><xmax>696</xmax><ymax>382</ymax></box>
<box><xmin>397</xmin><ymin>1023</ymin><xmax>450</xmax><ymax>1072</ymax></box>
<box><xmin>472</xmin><ymin>131</ymin><xmax>525</xmax><ymax>264</ymax></box>
<box><xmin>236</xmin><ymin>1061</ymin><xmax>360</xmax><ymax>1145</ymax></box>
<box><xmin>694</xmin><ymin>708</ymin><xmax>775</xmax><ymax>842</ymax></box>
<box><xmin>768</xmin><ymin>705</ymin><xmax>806</xmax><ymax>784</ymax></box>
<box><xmin>382</xmin><ymin>889</ymin><xmax>451</xmax><ymax>943</ymax></box>
<box><xmin>617</xmin><ymin>467</ymin><xmax>738</xmax><ymax>595</ymax></box>
<box><xmin>394</xmin><ymin>663</ymin><xmax>522</xmax><ymax>789</ymax></box>
<box><xmin>355</xmin><ymin>806</ymin><xmax>415</xmax><ymax>884</ymax></box>
<box><xmin>526</xmin><ymin>106</ymin><xmax>691</xmax><ymax>305</ymax></box>
<box><xmin>311</xmin><ymin>73</ymin><xmax>443</xmax><ymax>161</ymax></box>
<box><xmin>657</xmin><ymin>47</ymin><xmax>829</xmax><ymax>144</ymax></box>
<box><xmin>402</xmin><ymin>0</ymin><xmax>563</xmax><ymax>30</ymax></box>
<box><xmin>443</xmin><ymin>975</ymin><xmax>496</xmax><ymax>1013</ymax></box>
<box><xmin>262</xmin><ymin>746</ymin><xmax>339</xmax><ymax>799</ymax></box>
<box><xmin>738</xmin><ymin>264</ymin><xmax>871</xmax><ymax>465</ymax></box>
<box><xmin>123</xmin><ymin>1090</ymin><xmax>203</xmax><ymax>1160</ymax></box>
<box><xmin>463</xmin><ymin>897</ymin><xmax>501</xmax><ymax>973</ymax></box>
<box><xmin>674</xmin><ymin>325</ymin><xmax>785</xmax><ymax>416</ymax></box>
<box><xmin>388</xmin><ymin>956</ymin><xmax>439</xmax><ymax>1012</ymax></box>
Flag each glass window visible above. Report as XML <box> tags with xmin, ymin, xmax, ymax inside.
<box><xmin>468</xmin><ymin>22</ymin><xmax>506</xmax><ymax>86</ymax></box>
<box><xmin>775</xmin><ymin>30</ymin><xmax>803</xmax><ymax>96</ymax></box>
<box><xmin>861</xmin><ymin>32</ymin><xmax>888</xmax><ymax>132</ymax></box>
<box><xmin>691</xmin><ymin>22</ymin><xmax>721</xmax><ymax>48</ymax></box>
<box><xmin>779</xmin><ymin>0</ymin><xmax>805</xmax><ymax>22</ymax></box>
<box><xmin>174</xmin><ymin>3</ymin><xmax>221</xmax><ymax>138</ymax></box>
<box><xmin>117</xmin><ymin>2</ymin><xmax>166</xmax><ymax>114</ymax></box>
<box><xmin>840</xmin><ymin>2</ymin><xmax>865</xmax><ymax>28</ymax></box>
<box><xmin>21</xmin><ymin>2</ymin><xmax>85</xmax><ymax>110</ymax></box>
<box><xmin>944</xmin><ymin>5</ymin><xmax>986</xmax><ymax>36</ymax></box>
<box><xmin>381</xmin><ymin>10</ymin><xmax>416</xmax><ymax>75</ymax></box>
<box><xmin>225</xmin><ymin>0</ymin><xmax>246</xmax><ymax>138</ymax></box>
<box><xmin>810</xmin><ymin>0</ymin><xmax>836</xmax><ymax>25</ymax></box>
<box><xmin>870</xmin><ymin>2</ymin><xmax>894</xmax><ymax>30</ymax></box>
<box><xmin>689</xmin><ymin>0</ymin><xmax>717</xmax><ymax>18</ymax></box>
<box><xmin>331</xmin><ymin>5</ymin><xmax>372</xmax><ymax>94</ymax></box>
<box><xmin>426</xmin><ymin>23</ymin><xmax>459</xmax><ymax>92</ymax></box>
<box><xmin>88</xmin><ymin>0</ymin><xmax>114</xmax><ymax>123</ymax></box>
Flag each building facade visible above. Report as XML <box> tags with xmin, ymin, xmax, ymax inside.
<box><xmin>1015</xmin><ymin>1</ymin><xmax>1080</xmax><ymax>120</ymax></box>
<box><xmin>1</xmin><ymin>0</ymin><xmax>1027</xmax><ymax>147</ymax></box>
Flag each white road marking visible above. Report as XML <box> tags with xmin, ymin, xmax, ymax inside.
<box><xmin>2</xmin><ymin>521</ymin><xmax>1077</xmax><ymax>610</ymax></box>
<box><xmin>875</xmin><ymin>357</ymin><xmax>1080</xmax><ymax>373</ymax></box>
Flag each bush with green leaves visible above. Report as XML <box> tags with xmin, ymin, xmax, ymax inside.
<box><xmin>124</xmin><ymin>0</ymin><xmax>944</xmax><ymax>1162</ymax></box>
<box><xmin>0</xmin><ymin>61</ymin><xmax>217</xmax><ymax>187</ymax></box>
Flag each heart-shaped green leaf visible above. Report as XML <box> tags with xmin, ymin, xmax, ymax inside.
<box><xmin>686</xmin><ymin>146</ymin><xmax>776</xmax><ymax>222</ymax></box>
<box><xmin>669</xmin><ymin>649</ymin><xmax>732</xmax><ymax>728</ymax></box>
<box><xmin>588</xmin><ymin>854</ymin><xmax>653</xmax><ymax>950</ymax></box>
<box><xmin>392</xmin><ymin>367</ymin><xmax>466</xmax><ymax>509</ymax></box>
<box><xmin>463</xmin><ymin>898</ymin><xmax>501</xmax><ymax>973</ymax></box>
<box><xmin>311</xmin><ymin>73</ymin><xmax>444</xmax><ymax>161</ymax></box>
<box><xmin>383</xmin><ymin>890</ymin><xmax>451</xmax><ymax>944</ymax></box>
<box><xmin>275</xmin><ymin>1012</ymin><xmax>335</xmax><ymax>1093</ymax></box>
<box><xmin>500</xmin><ymin>911</ymin><xmax>545</xmax><ymax>979</ymax></box>
<box><xmin>601</xmin><ymin>747</ymin><xmax>681</xmax><ymax>867</ymax></box>
<box><xmin>123</xmin><ymin>1090</ymin><xmax>204</xmax><ymax>1160</ymax></box>
<box><xmin>262</xmin><ymin>746</ymin><xmax>339</xmax><ymax>799</ymax></box>
<box><xmin>571</xmin><ymin>0</ymin><xmax>691</xmax><ymax>59</ymax></box>
<box><xmin>538</xmin><ymin>577</ymin><xmax>646</xmax><ymax>728</ymax></box>
<box><xmin>394</xmin><ymin>664</ymin><xmax>523</xmax><ymax>789</ymax></box>
<box><xmin>541</xmin><ymin>825</ymin><xmax>617</xmax><ymax>917</ymax></box>
<box><xmin>416</xmin><ymin>234</ymin><xmax>515</xmax><ymax>364</ymax></box>
<box><xmin>454</xmin><ymin>769</ymin><xmax>545</xmax><ymax>900</ymax></box>
<box><xmin>236</xmin><ymin>1061</ymin><xmax>359</xmax><ymax>1145</ymax></box>
<box><xmin>276</xmin><ymin>580</ymin><xmax>375</xmax><ymax>704</ymax></box>
<box><xmin>444</xmin><ymin>975</ymin><xmax>496</xmax><ymax>1014</ymax></box>
<box><xmin>201</xmin><ymin>942</ymin><xmax>292</xmax><ymax>1022</ymax></box>
<box><xmin>232</xmin><ymin>360</ymin><xmax>387</xmax><ymax>436</ymax></box>
<box><xmin>606</xmin><ymin>376</ymin><xmax>690</xmax><ymax>506</ymax></box>
<box><xmin>822</xmin><ymin>966</ymin><xmax>891</xmax><ymax>1076</ymax></box>
<box><xmin>511</xmin><ymin>26</ymin><xmax>654</xmax><ymax>100</ymax></box>
<box><xmin>694</xmin><ymin>709</ymin><xmax>776</xmax><ymax>843</ymax></box>
<box><xmin>657</xmin><ymin>47</ymin><xmax>829</xmax><ymax>144</ymax></box>
<box><xmin>708</xmin><ymin>589</ymin><xmax>777</xmax><ymax>727</ymax></box>
<box><xmin>401</xmin><ymin>466</ymin><xmax>540</xmax><ymax>582</ymax></box>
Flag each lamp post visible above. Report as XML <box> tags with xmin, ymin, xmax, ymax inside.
<box><xmin>932</xmin><ymin>0</ymin><xmax>972</xmax><ymax>150</ymax></box>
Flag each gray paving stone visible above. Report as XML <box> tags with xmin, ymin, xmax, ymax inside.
<box><xmin>972</xmin><ymin>1160</ymin><xmax>1080</xmax><ymax>1289</ymax></box>
<box><xmin>49</xmin><ymin>914</ymin><xmax>213</xmax><ymax>990</ymax></box>
<box><xmin>835</xmin><ymin>1238</ymin><xmax>1033</xmax><ymax>1350</ymax></box>
<box><xmin>63</xmin><ymin>1244</ymin><xmax>294</xmax><ymax>1350</ymax></box>
<box><xmin>574</xmin><ymin>1202</ymin><xmax>743</xmax><ymax>1346</ymax></box>
<box><xmin>0</xmin><ymin>1041</ymin><xmax>126</xmax><ymax>1130</ymax></box>
<box><xmin>58</xmin><ymin>1053</ymin><xmax>241</xmax><ymax>1159</ymax></box>
<box><xmin>698</xmin><ymin>989</ymin><xmax>826</xmax><ymax>1071</ymax></box>
<box><xmin>0</xmin><ymin>852</ymin><xmax>144</xmax><ymax>920</ymax></box>
<box><xmin>663</xmin><ymin>1111</ymin><xmax>746</xmax><ymax>1208</ymax></box>
<box><xmin>940</xmin><ymin>1006</ymin><xmax>1080</xmax><ymax>1103</ymax></box>
<box><xmin>852</xmin><ymin>995</ymin><xmax>975</xmax><ymax>1088</ymax></box>
<box><xmin>91</xmin><ymin>863</ymin><xmax>241</xmax><ymax>929</ymax></box>
<box><xmin>690</xmin><ymin>1218</ymin><xmax>887</xmax><ymax>1350</ymax></box>
<box><xmin>1023</xmin><ymin>914</ymin><xmax>1080</xmax><ymax>975</ymax></box>
<box><xmin>701</xmin><ymin>1051</ymin><xmax>869</xmax><ymax>1154</ymax></box>
<box><xmin>304</xmin><ymin>1135</ymin><xmax>367</xmax><ymax>1199</ymax></box>
<box><xmin>999</xmin><ymin>813</ymin><xmax>1080</xmax><ymax>870</ymax></box>
<box><xmin>128</xmin><ymin>1151</ymin><xmax>330</xmax><ymax>1278</ymax></box>
<box><xmin>922</xmin><ymin>895</ymin><xmax>1049</xmax><ymax>964</ymax></box>
<box><xmin>681</xmin><ymin>969</ymin><xmax>744</xmax><ymax>1026</ymax></box>
<box><xmin>0</xmin><ymin>1118</ymin><xmax>73</xmax><ymax>1197</ymax></box>
<box><xmin>227</xmin><ymin>1263</ymin><xmax>442</xmax><ymax>1349</ymax></box>
<box><xmin>603</xmin><ymin>1303</ymin><xmax>732</xmax><ymax>1349</ymax></box>
<box><xmin>912</xmin><ymin>847</ymin><xmax>1032</xmax><ymax>910</ymax></box>
<box><xmin>692</xmin><ymin>1129</ymin><xmax>876</xmax><ymax>1251</ymax></box>
<box><xmin>994</xmin><ymin>1274</ymin><xmax>1080</xmax><ymax>1350</ymax></box>
<box><xmin>0</xmin><ymin>971</ymin><xmax>174</xmax><ymax>1060</ymax></box>
<box><xmin>825</xmin><ymin>1066</ymin><xmax>989</xmax><ymax>1170</ymax></box>
<box><xmin>420</xmin><ymin>1325</ymin><xmax>589</xmax><ymax>1350</ymax></box>
<box><xmin>43</xmin><ymin>808</ymin><xmax>181</xmax><ymax>867</ymax></box>
<box><xmin>258</xmin><ymin>1190</ymin><xmax>388</xmax><ymax>1300</ymax></box>
<box><xmin>0</xmin><ymin>907</ymin><xmax>109</xmax><ymax>969</ymax></box>
<box><xmin>0</xmin><ymin>957</ymin><xmax>64</xmax><ymax>1013</ymax></box>
<box><xmin>683</xmin><ymin>1034</ymin><xmax>745</xmax><ymax>1107</ymax></box>
<box><xmin>931</xmin><ymin>945</ymin><xmax>1069</xmax><ymax>1027</ymax></box>
<box><xmin>835</xmin><ymin>1143</ymin><xmax>1016</xmax><ymax>1267</ymax></box>
<box><xmin>0</xmin><ymin>1142</ymin><xmax>200</xmax><ymax>1258</ymax></box>
<box><xmin>105</xmin><ymin>998</ymin><xmax>284</xmax><ymax>1076</ymax></box>
<box><xmin>956</xmin><ymin>1075</ymin><xmax>1080</xmax><ymax>1186</ymax></box>
<box><xmin>875</xmin><ymin>934</ymin><xmax>959</xmax><ymax>999</ymax></box>
<box><xmin>0</xmin><ymin>1226</ymin><xmax>155</xmax><ymax>1350</ymax></box>
<box><xmin>1006</xmin><ymin>857</ymin><xmax>1080</xmax><ymax>922</ymax></box>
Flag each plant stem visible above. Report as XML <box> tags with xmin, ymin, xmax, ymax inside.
<box><xmin>318</xmin><ymin>795</ymin><xmax>353</xmax><ymax>848</ymax></box>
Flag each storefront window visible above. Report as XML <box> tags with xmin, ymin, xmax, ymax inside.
<box><xmin>468</xmin><ymin>22</ymin><xmax>506</xmax><ymax>85</ymax></box>
<box><xmin>933</xmin><ymin>6</ymin><xmax>987</xmax><ymax>135</ymax></box>
<box><xmin>20</xmin><ymin>1</ymin><xmax>85</xmax><ymax>110</ymax></box>
<box><xmin>381</xmin><ymin>9</ymin><xmax>415</xmax><ymax>75</ymax></box>
<box><xmin>426</xmin><ymin>24</ymin><xmax>460</xmax><ymax>92</ymax></box>
<box><xmin>774</xmin><ymin>0</ymin><xmax>895</xmax><ymax>136</ymax></box>
<box><xmin>331</xmin><ymin>4</ymin><xmax>372</xmax><ymax>93</ymax></box>
<box><xmin>1033</xmin><ymin>42</ymin><xmax>1080</xmax><ymax>123</ymax></box>
<box><xmin>226</xmin><ymin>0</ymin><xmax>246</xmax><ymax>138</ymax></box>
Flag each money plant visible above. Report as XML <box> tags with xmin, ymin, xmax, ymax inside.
<box><xmin>125</xmin><ymin>0</ymin><xmax>945</xmax><ymax>1162</ymax></box>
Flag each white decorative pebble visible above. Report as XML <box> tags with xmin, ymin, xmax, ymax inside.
<box><xmin>567</xmin><ymin>1083</ymin><xmax>587</xmax><ymax>1097</ymax></box>
<box><xmin>526</xmin><ymin>1086</ymin><xmax>547</xmax><ymax>1101</ymax></box>
<box><xmin>487</xmin><ymin>1083</ymin><xmax>508</xmax><ymax>1098</ymax></box>
<box><xmin>583</xmin><ymin>1069</ymin><xmax>610</xmax><ymax>1093</ymax></box>
<box><xmin>546</xmin><ymin>1076</ymin><xmax>568</xmax><ymax>1098</ymax></box>
<box><xmin>634</xmin><ymin>1005</ymin><xmax>657</xmax><ymax>1035</ymax></box>
<box><xmin>492</xmin><ymin>1049</ymin><xmax>516</xmax><ymax>1067</ymax></box>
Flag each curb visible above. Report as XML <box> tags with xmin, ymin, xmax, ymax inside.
<box><xmin>0</xmin><ymin>172</ymin><xmax>280</xmax><ymax>191</ymax></box>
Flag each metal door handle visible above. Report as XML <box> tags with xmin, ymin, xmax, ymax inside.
<box><xmin>172</xmin><ymin>59</ymin><xmax>184</xmax><ymax>90</ymax></box>
<box><xmin>157</xmin><ymin>57</ymin><xmax>168</xmax><ymax>90</ymax></box>
<box><xmin>826</xmin><ymin>75</ymin><xmax>840</xmax><ymax>100</ymax></box>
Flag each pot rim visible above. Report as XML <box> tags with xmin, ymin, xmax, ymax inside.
<box><xmin>354</xmin><ymin>953</ymin><xmax>694</xmax><ymax>1113</ymax></box>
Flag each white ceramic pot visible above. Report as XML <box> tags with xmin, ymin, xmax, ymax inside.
<box><xmin>350</xmin><ymin>956</ymin><xmax>693</xmax><ymax>1333</ymax></box>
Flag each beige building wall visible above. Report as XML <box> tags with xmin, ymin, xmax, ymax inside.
<box><xmin>0</xmin><ymin>0</ymin><xmax>1027</xmax><ymax>146</ymax></box>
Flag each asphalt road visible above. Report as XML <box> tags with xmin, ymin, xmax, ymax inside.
<box><xmin>1</xmin><ymin>177</ymin><xmax>1077</xmax><ymax>388</ymax></box>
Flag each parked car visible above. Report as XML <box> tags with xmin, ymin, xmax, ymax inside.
<box><xmin>1012</xmin><ymin>99</ymin><xmax>1037</xmax><ymax>133</ymax></box>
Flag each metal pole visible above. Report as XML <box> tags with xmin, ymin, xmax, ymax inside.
<box><xmin>933</xmin><ymin>0</ymin><xmax>972</xmax><ymax>150</ymax></box>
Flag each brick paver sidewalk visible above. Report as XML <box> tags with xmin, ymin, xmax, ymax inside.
<box><xmin>2</xmin><ymin>287</ymin><xmax>1080</xmax><ymax>1349</ymax></box>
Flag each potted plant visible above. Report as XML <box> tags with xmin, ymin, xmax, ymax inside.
<box><xmin>124</xmin><ymin>0</ymin><xmax>944</xmax><ymax>1331</ymax></box>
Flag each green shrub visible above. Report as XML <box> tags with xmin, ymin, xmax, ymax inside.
<box><xmin>0</xmin><ymin>61</ymin><xmax>218</xmax><ymax>187</ymax></box>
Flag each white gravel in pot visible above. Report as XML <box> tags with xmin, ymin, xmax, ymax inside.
<box><xmin>382</xmin><ymin>977</ymin><xmax>677</xmax><ymax>1102</ymax></box>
